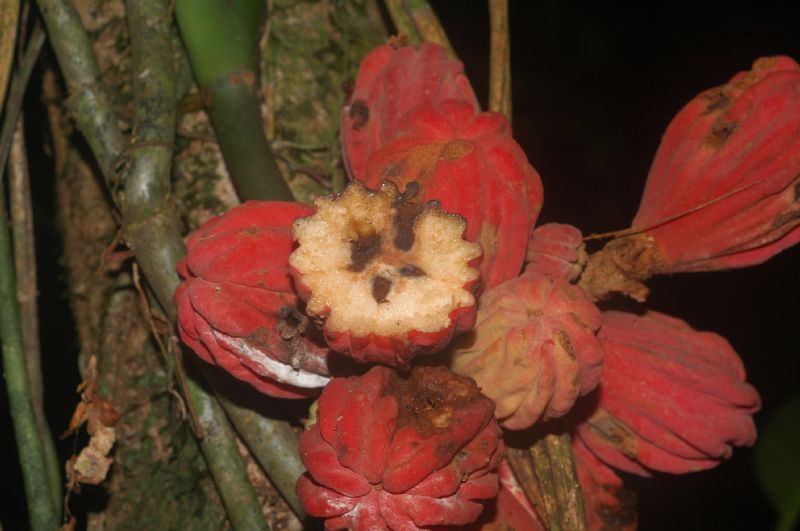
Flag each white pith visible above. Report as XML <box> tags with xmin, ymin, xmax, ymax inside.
<box><xmin>214</xmin><ymin>332</ymin><xmax>331</xmax><ymax>388</ymax></box>
<box><xmin>289</xmin><ymin>182</ymin><xmax>481</xmax><ymax>338</ymax></box>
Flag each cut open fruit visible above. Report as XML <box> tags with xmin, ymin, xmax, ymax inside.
<box><xmin>289</xmin><ymin>180</ymin><xmax>482</xmax><ymax>366</ymax></box>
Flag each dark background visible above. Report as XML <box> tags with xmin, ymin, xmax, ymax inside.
<box><xmin>2</xmin><ymin>1</ymin><xmax>799</xmax><ymax>529</ymax></box>
<box><xmin>435</xmin><ymin>1</ymin><xmax>800</xmax><ymax>529</ymax></box>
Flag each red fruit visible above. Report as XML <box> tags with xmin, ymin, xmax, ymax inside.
<box><xmin>341</xmin><ymin>42</ymin><xmax>478</xmax><ymax>182</ymax></box>
<box><xmin>633</xmin><ymin>56</ymin><xmax>800</xmax><ymax>272</ymax></box>
<box><xmin>175</xmin><ymin>201</ymin><xmax>340</xmax><ymax>399</ymax></box>
<box><xmin>469</xmin><ymin>461</ymin><xmax>545</xmax><ymax>530</ymax></box>
<box><xmin>583</xmin><ymin>56</ymin><xmax>800</xmax><ymax>301</ymax></box>
<box><xmin>289</xmin><ymin>180</ymin><xmax>482</xmax><ymax>367</ymax></box>
<box><xmin>296</xmin><ymin>366</ymin><xmax>504</xmax><ymax>530</ymax></box>
<box><xmin>474</xmin><ymin>446</ymin><xmax>636</xmax><ymax>531</ymax></box>
<box><xmin>449</xmin><ymin>271</ymin><xmax>604</xmax><ymax>430</ymax></box>
<box><xmin>525</xmin><ymin>223</ymin><xmax>587</xmax><ymax>282</ymax></box>
<box><xmin>363</xmin><ymin>99</ymin><xmax>544</xmax><ymax>290</ymax></box>
<box><xmin>572</xmin><ymin>437</ymin><xmax>637</xmax><ymax>531</ymax></box>
<box><xmin>575</xmin><ymin>311</ymin><xmax>760</xmax><ymax>476</ymax></box>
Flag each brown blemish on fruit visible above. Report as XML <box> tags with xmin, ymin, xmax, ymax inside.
<box><xmin>371</xmin><ymin>276</ymin><xmax>392</xmax><ymax>303</ymax></box>
<box><xmin>440</xmin><ymin>139</ymin><xmax>475</xmax><ymax>161</ymax></box>
<box><xmin>588</xmin><ymin>409</ymin><xmax>638</xmax><ymax>458</ymax></box>
<box><xmin>793</xmin><ymin>180</ymin><xmax>800</xmax><ymax>202</ymax></box>
<box><xmin>238</xmin><ymin>227</ymin><xmax>259</xmax><ymax>237</ymax></box>
<box><xmin>277</xmin><ymin>305</ymin><xmax>309</xmax><ymax>340</ymax></box>
<box><xmin>386</xmin><ymin>366</ymin><xmax>482</xmax><ymax>436</ymax></box>
<box><xmin>398</xmin><ymin>264</ymin><xmax>426</xmax><ymax>277</ymax></box>
<box><xmin>771</xmin><ymin>209</ymin><xmax>800</xmax><ymax>229</ymax></box>
<box><xmin>556</xmin><ymin>330</ymin><xmax>576</xmax><ymax>360</ymax></box>
<box><xmin>246</xmin><ymin>307</ymin><xmax>330</xmax><ymax>375</ymax></box>
<box><xmin>704</xmin><ymin>120</ymin><xmax>739</xmax><ymax>148</ymax></box>
<box><xmin>349</xmin><ymin>99</ymin><xmax>369</xmax><ymax>130</ymax></box>
<box><xmin>703</xmin><ymin>89</ymin><xmax>730</xmax><ymax>113</ymax></box>
<box><xmin>382</xmin><ymin>163</ymin><xmax>402</xmax><ymax>178</ymax></box>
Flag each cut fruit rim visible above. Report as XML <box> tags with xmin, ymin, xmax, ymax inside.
<box><xmin>290</xmin><ymin>181</ymin><xmax>482</xmax><ymax>338</ymax></box>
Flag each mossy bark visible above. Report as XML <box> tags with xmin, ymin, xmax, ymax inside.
<box><xmin>48</xmin><ymin>0</ymin><xmax>386</xmax><ymax>528</ymax></box>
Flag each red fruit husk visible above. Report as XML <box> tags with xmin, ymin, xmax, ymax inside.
<box><xmin>525</xmin><ymin>223</ymin><xmax>587</xmax><ymax>282</ymax></box>
<box><xmin>473</xmin><ymin>448</ymin><xmax>637</xmax><ymax>531</ymax></box>
<box><xmin>572</xmin><ymin>437</ymin><xmax>638</xmax><ymax>531</ymax></box>
<box><xmin>175</xmin><ymin>201</ymin><xmax>342</xmax><ymax>399</ymax></box>
<box><xmin>362</xmin><ymin>99</ymin><xmax>544</xmax><ymax>290</ymax></box>
<box><xmin>634</xmin><ymin>55</ymin><xmax>800</xmax><ymax>272</ymax></box>
<box><xmin>289</xmin><ymin>180</ymin><xmax>482</xmax><ymax>367</ymax></box>
<box><xmin>296</xmin><ymin>366</ymin><xmax>504</xmax><ymax>530</ymax></box>
<box><xmin>581</xmin><ymin>56</ymin><xmax>800</xmax><ymax>302</ymax></box>
<box><xmin>575</xmin><ymin>311</ymin><xmax>760</xmax><ymax>476</ymax></box>
<box><xmin>449</xmin><ymin>271</ymin><xmax>604</xmax><ymax>430</ymax></box>
<box><xmin>341</xmin><ymin>41</ymin><xmax>478</xmax><ymax>182</ymax></box>
<box><xmin>469</xmin><ymin>460</ymin><xmax>545</xmax><ymax>530</ymax></box>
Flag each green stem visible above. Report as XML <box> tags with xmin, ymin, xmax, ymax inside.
<box><xmin>403</xmin><ymin>0</ymin><xmax>455</xmax><ymax>56</ymax></box>
<box><xmin>0</xmin><ymin>25</ymin><xmax>44</xmax><ymax>187</ymax></box>
<box><xmin>212</xmin><ymin>383</ymin><xmax>307</xmax><ymax>520</ymax></box>
<box><xmin>0</xmin><ymin>101</ymin><xmax>58</xmax><ymax>531</ymax></box>
<box><xmin>187</xmin><ymin>372</ymin><xmax>269</xmax><ymax>531</ymax></box>
<box><xmin>9</xmin><ymin>115</ymin><xmax>62</xmax><ymax>514</ymax></box>
<box><xmin>123</xmin><ymin>3</ymin><xmax>278</xmax><ymax>528</ymax></box>
<box><xmin>0</xmin><ymin>194</ymin><xmax>58</xmax><ymax>531</ymax></box>
<box><xmin>384</xmin><ymin>0</ymin><xmax>421</xmax><ymax>43</ymax></box>
<box><xmin>35</xmin><ymin>0</ymin><xmax>126</xmax><ymax>186</ymax></box>
<box><xmin>175</xmin><ymin>0</ymin><xmax>293</xmax><ymax>202</ymax></box>
<box><xmin>0</xmin><ymin>24</ymin><xmax>60</xmax><ymax>529</ymax></box>
<box><xmin>488</xmin><ymin>0</ymin><xmax>512</xmax><ymax>121</ymax></box>
<box><xmin>121</xmin><ymin>0</ymin><xmax>183</xmax><ymax>316</ymax></box>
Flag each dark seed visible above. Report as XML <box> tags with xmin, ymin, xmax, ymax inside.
<box><xmin>393</xmin><ymin>182</ymin><xmax>425</xmax><ymax>251</ymax></box>
<box><xmin>349</xmin><ymin>233</ymin><xmax>382</xmax><ymax>272</ymax></box>
<box><xmin>372</xmin><ymin>276</ymin><xmax>392</xmax><ymax>303</ymax></box>
<box><xmin>398</xmin><ymin>264</ymin><xmax>426</xmax><ymax>277</ymax></box>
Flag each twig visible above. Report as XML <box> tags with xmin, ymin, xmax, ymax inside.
<box><xmin>9</xmin><ymin>114</ymin><xmax>62</xmax><ymax>514</ymax></box>
<box><xmin>0</xmin><ymin>90</ymin><xmax>59</xmax><ymax>531</ymax></box>
<box><xmin>0</xmin><ymin>22</ymin><xmax>60</xmax><ymax>529</ymax></box>
<box><xmin>488</xmin><ymin>0</ymin><xmax>512</xmax><ymax>120</ymax></box>
<box><xmin>35</xmin><ymin>0</ymin><xmax>126</xmax><ymax>187</ymax></box>
<box><xmin>583</xmin><ymin>180</ymin><xmax>762</xmax><ymax>241</ymax></box>
<box><xmin>0</xmin><ymin>24</ymin><xmax>44</xmax><ymax>182</ymax></box>
<box><xmin>0</xmin><ymin>0</ymin><xmax>19</xmax><ymax>110</ymax></box>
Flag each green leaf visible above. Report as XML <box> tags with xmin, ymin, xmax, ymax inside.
<box><xmin>754</xmin><ymin>391</ymin><xmax>800</xmax><ymax>531</ymax></box>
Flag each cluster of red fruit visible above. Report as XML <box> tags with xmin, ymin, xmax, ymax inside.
<box><xmin>174</xmin><ymin>43</ymin><xmax>799</xmax><ymax>529</ymax></box>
